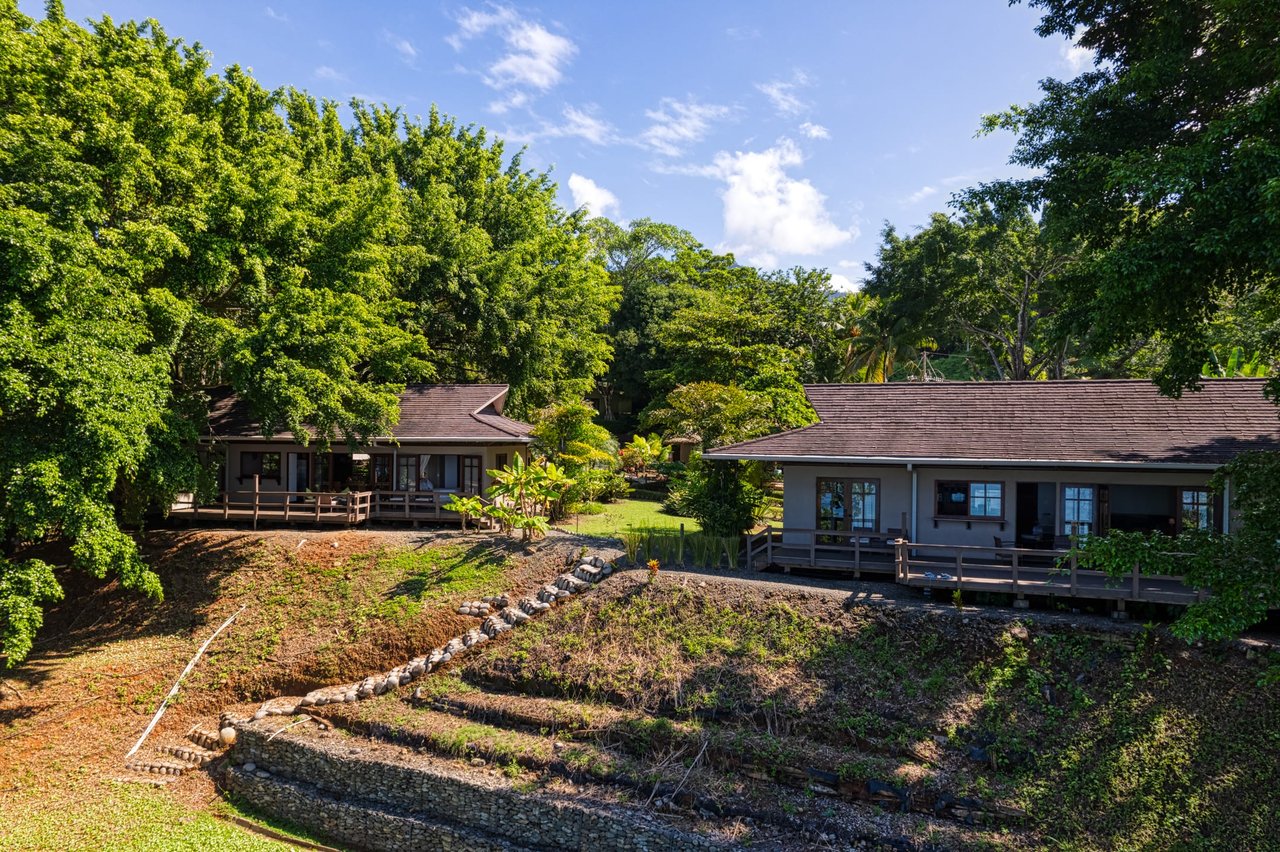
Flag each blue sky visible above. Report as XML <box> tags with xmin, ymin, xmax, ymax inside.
<box><xmin>27</xmin><ymin>1</ymin><xmax>1089</xmax><ymax>289</ymax></box>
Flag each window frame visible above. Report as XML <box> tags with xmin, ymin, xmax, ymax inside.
<box><xmin>1177</xmin><ymin>486</ymin><xmax>1215</xmax><ymax>533</ymax></box>
<box><xmin>238</xmin><ymin>450</ymin><xmax>282</xmax><ymax>484</ymax></box>
<box><xmin>370</xmin><ymin>453</ymin><xmax>393</xmax><ymax>490</ymax></box>
<box><xmin>816</xmin><ymin>477</ymin><xmax>881</xmax><ymax>533</ymax></box>
<box><xmin>1061</xmin><ymin>483</ymin><xmax>1096</xmax><ymax>538</ymax></box>
<box><xmin>934</xmin><ymin>480</ymin><xmax>1006</xmax><ymax>521</ymax></box>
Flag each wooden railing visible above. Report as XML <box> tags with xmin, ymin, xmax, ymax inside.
<box><xmin>184</xmin><ymin>490</ymin><xmax>374</xmax><ymax>526</ymax></box>
<box><xmin>741</xmin><ymin>526</ymin><xmax>1207</xmax><ymax>606</ymax></box>
<box><xmin>368</xmin><ymin>490</ymin><xmax>493</xmax><ymax>526</ymax></box>
<box><xmin>744</xmin><ymin>526</ymin><xmax>897</xmax><ymax>573</ymax></box>
<box><xmin>892</xmin><ymin>540</ymin><xmax>1207</xmax><ymax>605</ymax></box>
<box><xmin>175</xmin><ymin>485</ymin><xmax>495</xmax><ymax>528</ymax></box>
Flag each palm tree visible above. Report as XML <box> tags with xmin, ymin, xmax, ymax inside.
<box><xmin>840</xmin><ymin>304</ymin><xmax>936</xmax><ymax>383</ymax></box>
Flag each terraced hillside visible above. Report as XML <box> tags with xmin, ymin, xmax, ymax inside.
<box><xmin>264</xmin><ymin>569</ymin><xmax>1280</xmax><ymax>850</ymax></box>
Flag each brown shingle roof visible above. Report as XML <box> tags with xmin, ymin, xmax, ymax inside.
<box><xmin>704</xmin><ymin>379</ymin><xmax>1280</xmax><ymax>468</ymax></box>
<box><xmin>206</xmin><ymin>384</ymin><xmax>532</xmax><ymax>442</ymax></box>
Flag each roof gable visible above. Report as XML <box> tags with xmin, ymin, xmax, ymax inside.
<box><xmin>705</xmin><ymin>379</ymin><xmax>1280</xmax><ymax>467</ymax></box>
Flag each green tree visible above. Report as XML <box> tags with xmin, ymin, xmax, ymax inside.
<box><xmin>529</xmin><ymin>400</ymin><xmax>626</xmax><ymax>508</ymax></box>
<box><xmin>863</xmin><ymin>186</ymin><xmax>1079</xmax><ymax>381</ymax></box>
<box><xmin>837</xmin><ymin>300</ymin><xmax>937</xmax><ymax>382</ymax></box>
<box><xmin>986</xmin><ymin>0</ymin><xmax>1280</xmax><ymax>397</ymax></box>
<box><xmin>0</xmin><ymin>4</ymin><xmax>618</xmax><ymax>664</ymax></box>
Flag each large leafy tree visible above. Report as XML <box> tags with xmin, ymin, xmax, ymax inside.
<box><xmin>863</xmin><ymin>186</ymin><xmax>1079</xmax><ymax>380</ymax></box>
<box><xmin>0</xmin><ymin>3</ymin><xmax>614</xmax><ymax>665</ymax></box>
<box><xmin>986</xmin><ymin>0</ymin><xmax>1280</xmax><ymax>396</ymax></box>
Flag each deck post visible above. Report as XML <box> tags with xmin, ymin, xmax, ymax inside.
<box><xmin>955</xmin><ymin>551</ymin><xmax>963</xmax><ymax>589</ymax></box>
<box><xmin>679</xmin><ymin>523</ymin><xmax>685</xmax><ymax>566</ymax></box>
<box><xmin>766</xmin><ymin>525</ymin><xmax>773</xmax><ymax>567</ymax></box>
<box><xmin>1011</xmin><ymin>550</ymin><xmax>1019</xmax><ymax>591</ymax></box>
<box><xmin>1131</xmin><ymin>560</ymin><xmax>1141</xmax><ymax>599</ymax></box>
<box><xmin>894</xmin><ymin>539</ymin><xmax>906</xmax><ymax>582</ymax></box>
<box><xmin>853</xmin><ymin>534</ymin><xmax>860</xmax><ymax>574</ymax></box>
<box><xmin>810</xmin><ymin>531</ymin><xmax>816</xmax><ymax>567</ymax></box>
<box><xmin>283</xmin><ymin>492</ymin><xmax>290</xmax><ymax>522</ymax></box>
<box><xmin>1070</xmin><ymin>553</ymin><xmax>1078</xmax><ymax>595</ymax></box>
<box><xmin>252</xmin><ymin>475</ymin><xmax>260</xmax><ymax>531</ymax></box>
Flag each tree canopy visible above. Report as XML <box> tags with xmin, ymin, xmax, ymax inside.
<box><xmin>0</xmin><ymin>3</ymin><xmax>615</xmax><ymax>665</ymax></box>
<box><xmin>985</xmin><ymin>0</ymin><xmax>1280</xmax><ymax>397</ymax></box>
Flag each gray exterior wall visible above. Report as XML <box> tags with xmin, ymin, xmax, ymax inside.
<box><xmin>780</xmin><ymin>462</ymin><xmax>1230</xmax><ymax>547</ymax></box>
<box><xmin>218</xmin><ymin>440</ymin><xmax>528</xmax><ymax>497</ymax></box>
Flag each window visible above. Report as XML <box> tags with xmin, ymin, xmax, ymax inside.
<box><xmin>1179</xmin><ymin>488</ymin><xmax>1214</xmax><ymax>532</ymax></box>
<box><xmin>1063</xmin><ymin>485</ymin><xmax>1095</xmax><ymax>537</ymax></box>
<box><xmin>817</xmin><ymin>478</ymin><xmax>879</xmax><ymax>532</ymax></box>
<box><xmin>935</xmin><ymin>481</ymin><xmax>1003</xmax><ymax>519</ymax></box>
<box><xmin>495</xmin><ymin>453</ymin><xmax>509</xmax><ymax>471</ymax></box>
<box><xmin>396</xmin><ymin>455</ymin><xmax>417</xmax><ymax>491</ymax></box>
<box><xmin>462</xmin><ymin>456</ymin><xmax>482</xmax><ymax>493</ymax></box>
<box><xmin>239</xmin><ymin>451</ymin><xmax>281</xmax><ymax>483</ymax></box>
<box><xmin>371</xmin><ymin>454</ymin><xmax>393</xmax><ymax>490</ymax></box>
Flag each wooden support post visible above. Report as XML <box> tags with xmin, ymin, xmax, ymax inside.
<box><xmin>1069</xmin><ymin>553</ymin><xmax>1078</xmax><ymax>595</ymax></box>
<box><xmin>955</xmin><ymin>551</ymin><xmax>964</xmax><ymax>589</ymax></box>
<box><xmin>1011</xmin><ymin>550</ymin><xmax>1019</xmax><ymax>591</ymax></box>
<box><xmin>253</xmin><ymin>475</ymin><xmax>260</xmax><ymax>531</ymax></box>
<box><xmin>766</xmin><ymin>525</ymin><xmax>773</xmax><ymax>567</ymax></box>
<box><xmin>679</xmin><ymin>524</ymin><xmax>685</xmax><ymax>566</ymax></box>
<box><xmin>1131</xmin><ymin>560</ymin><xmax>1141</xmax><ymax>599</ymax></box>
<box><xmin>314</xmin><ymin>494</ymin><xmax>322</xmax><ymax>522</ymax></box>
<box><xmin>283</xmin><ymin>493</ymin><xmax>291</xmax><ymax>522</ymax></box>
<box><xmin>810</xmin><ymin>531</ymin><xmax>817</xmax><ymax>567</ymax></box>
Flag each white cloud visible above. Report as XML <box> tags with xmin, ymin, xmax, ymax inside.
<box><xmin>567</xmin><ymin>173</ymin><xmax>620</xmax><ymax>218</ymax></box>
<box><xmin>707</xmin><ymin>138</ymin><xmax>856</xmax><ymax>266</ymax></box>
<box><xmin>756</xmin><ymin>71</ymin><xmax>811</xmax><ymax>116</ymax></box>
<box><xmin>489</xmin><ymin>22</ymin><xmax>575</xmax><ymax>90</ymax></box>
<box><xmin>383</xmin><ymin>30</ymin><xmax>418</xmax><ymax>65</ymax></box>
<box><xmin>503</xmin><ymin>105</ymin><xmax>617</xmax><ymax>146</ymax></box>
<box><xmin>557</xmin><ymin>106</ymin><xmax>614</xmax><ymax>145</ymax></box>
<box><xmin>1061</xmin><ymin>37</ymin><xmax>1093</xmax><ymax>73</ymax></box>
<box><xmin>799</xmin><ymin>121</ymin><xmax>830</xmax><ymax>140</ymax></box>
<box><xmin>837</xmin><ymin>259</ymin><xmax>860</xmax><ymax>269</ymax></box>
<box><xmin>264</xmin><ymin>6</ymin><xmax>288</xmax><ymax>22</ymax></box>
<box><xmin>448</xmin><ymin>5</ymin><xmax>576</xmax><ymax>112</ymax></box>
<box><xmin>640</xmin><ymin>97</ymin><xmax>732</xmax><ymax>157</ymax></box>
<box><xmin>829</xmin><ymin>273</ymin><xmax>859</xmax><ymax>292</ymax></box>
<box><xmin>902</xmin><ymin>185</ymin><xmax>938</xmax><ymax>205</ymax></box>
<box><xmin>314</xmin><ymin>65</ymin><xmax>347</xmax><ymax>83</ymax></box>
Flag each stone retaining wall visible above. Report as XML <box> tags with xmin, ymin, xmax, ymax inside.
<box><xmin>227</xmin><ymin>720</ymin><xmax>724</xmax><ymax>851</ymax></box>
<box><xmin>225</xmin><ymin>765</ymin><xmax>520</xmax><ymax>851</ymax></box>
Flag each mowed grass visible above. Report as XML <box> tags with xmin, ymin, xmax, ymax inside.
<box><xmin>557</xmin><ymin>494</ymin><xmax>699</xmax><ymax>537</ymax></box>
<box><xmin>0</xmin><ymin>532</ymin><xmax>519</xmax><ymax>852</ymax></box>
<box><xmin>1</xmin><ymin>783</ymin><xmax>309</xmax><ymax>851</ymax></box>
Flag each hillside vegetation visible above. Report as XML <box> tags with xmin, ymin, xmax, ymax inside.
<box><xmin>0</xmin><ymin>529</ymin><xmax>565</xmax><ymax>850</ymax></box>
<box><xmin>439</xmin><ymin>573</ymin><xmax>1278</xmax><ymax>850</ymax></box>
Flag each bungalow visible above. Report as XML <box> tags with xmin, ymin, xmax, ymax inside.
<box><xmin>174</xmin><ymin>384</ymin><xmax>532</xmax><ymax>526</ymax></box>
<box><xmin>705</xmin><ymin>380</ymin><xmax>1280</xmax><ymax>604</ymax></box>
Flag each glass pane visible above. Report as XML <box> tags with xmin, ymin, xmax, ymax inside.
<box><xmin>818</xmin><ymin>480</ymin><xmax>846</xmax><ymax>531</ymax></box>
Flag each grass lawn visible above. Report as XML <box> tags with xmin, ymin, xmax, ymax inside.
<box><xmin>556</xmin><ymin>494</ymin><xmax>699</xmax><ymax>537</ymax></box>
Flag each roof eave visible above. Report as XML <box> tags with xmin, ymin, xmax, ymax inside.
<box><xmin>699</xmin><ymin>452</ymin><xmax>1223</xmax><ymax>471</ymax></box>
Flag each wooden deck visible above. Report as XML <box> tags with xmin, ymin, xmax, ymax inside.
<box><xmin>744</xmin><ymin>527</ymin><xmax>896</xmax><ymax>575</ymax></box>
<box><xmin>169</xmin><ymin>489</ymin><xmax>492</xmax><ymax>528</ymax></box>
<box><xmin>745</xmin><ymin>527</ymin><xmax>1207</xmax><ymax>607</ymax></box>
